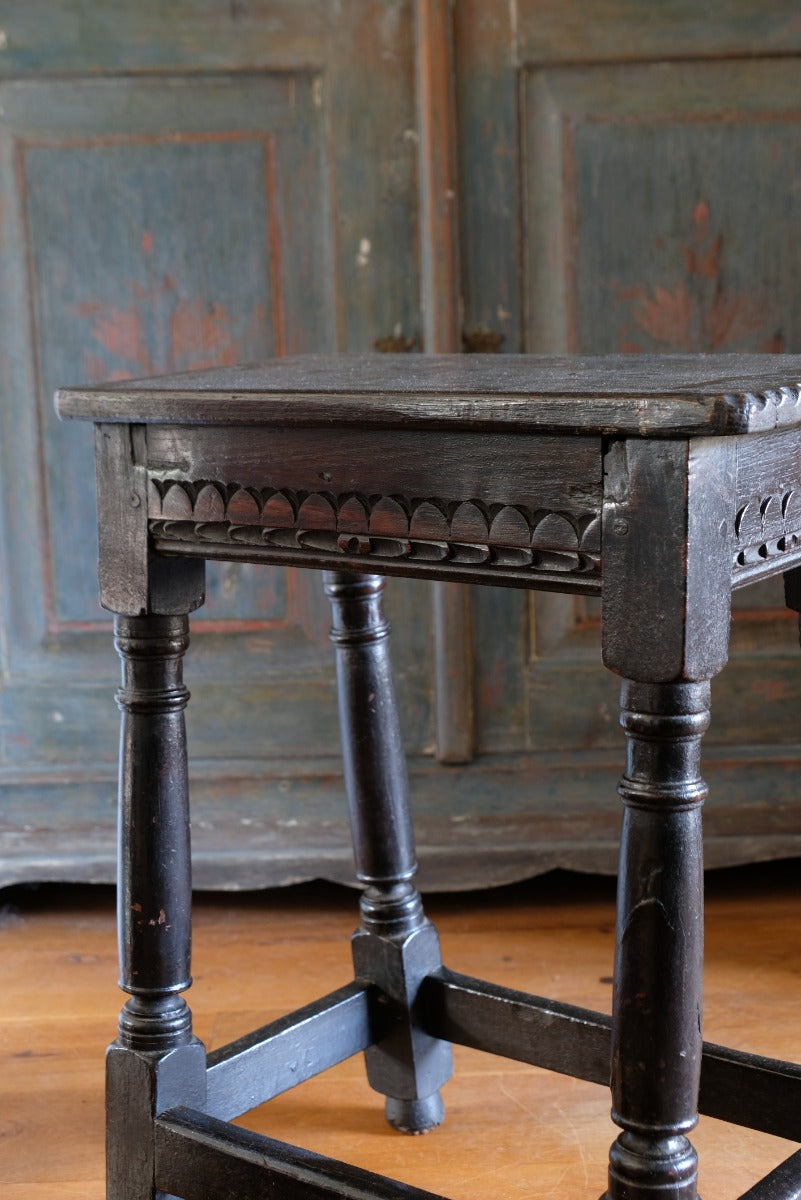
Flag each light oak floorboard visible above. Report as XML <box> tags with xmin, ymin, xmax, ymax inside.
<box><xmin>2</xmin><ymin>865</ymin><xmax>800</xmax><ymax>1199</ymax></box>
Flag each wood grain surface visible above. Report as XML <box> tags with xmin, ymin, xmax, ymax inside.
<box><xmin>56</xmin><ymin>353</ymin><xmax>801</xmax><ymax>436</ymax></box>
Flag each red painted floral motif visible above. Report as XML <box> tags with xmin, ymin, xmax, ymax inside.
<box><xmin>76</xmin><ymin>230</ymin><xmax>265</xmax><ymax>381</ymax></box>
<box><xmin>617</xmin><ymin>201</ymin><xmax>782</xmax><ymax>353</ymax></box>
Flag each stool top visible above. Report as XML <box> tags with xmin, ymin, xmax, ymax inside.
<box><xmin>56</xmin><ymin>353</ymin><xmax>801</xmax><ymax>437</ymax></box>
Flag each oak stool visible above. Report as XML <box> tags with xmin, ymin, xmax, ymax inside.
<box><xmin>57</xmin><ymin>355</ymin><xmax>801</xmax><ymax>1200</ymax></box>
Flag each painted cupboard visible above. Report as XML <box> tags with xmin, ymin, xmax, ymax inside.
<box><xmin>2</xmin><ymin>2</ymin><xmax>800</xmax><ymax>888</ymax></box>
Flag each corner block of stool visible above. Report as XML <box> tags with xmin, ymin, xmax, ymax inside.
<box><xmin>106</xmin><ymin>1038</ymin><xmax>208</xmax><ymax>1199</ymax></box>
<box><xmin>352</xmin><ymin>920</ymin><xmax>453</xmax><ymax>1116</ymax></box>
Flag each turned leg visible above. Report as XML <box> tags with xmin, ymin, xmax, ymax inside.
<box><xmin>106</xmin><ymin>613</ymin><xmax>206</xmax><ymax>1200</ymax></box>
<box><xmin>606</xmin><ymin>680</ymin><xmax>708</xmax><ymax>1200</ymax></box>
<box><xmin>323</xmin><ymin>571</ymin><xmax>452</xmax><ymax>1133</ymax></box>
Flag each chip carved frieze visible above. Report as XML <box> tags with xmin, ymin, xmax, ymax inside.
<box><xmin>147</xmin><ymin>478</ymin><xmax>602</xmax><ymax>578</ymax></box>
<box><xmin>733</xmin><ymin>487</ymin><xmax>801</xmax><ymax>574</ymax></box>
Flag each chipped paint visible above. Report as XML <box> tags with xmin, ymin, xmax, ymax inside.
<box><xmin>75</xmin><ymin>233</ymin><xmax>264</xmax><ymax>380</ymax></box>
<box><xmin>356</xmin><ymin>237</ymin><xmax>372</xmax><ymax>268</ymax></box>
<box><xmin>617</xmin><ymin>200</ymin><xmax>771</xmax><ymax>352</ymax></box>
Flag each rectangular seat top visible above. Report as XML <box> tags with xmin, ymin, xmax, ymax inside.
<box><xmin>55</xmin><ymin>353</ymin><xmax>801</xmax><ymax>438</ymax></box>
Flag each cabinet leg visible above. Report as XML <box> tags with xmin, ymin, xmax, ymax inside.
<box><xmin>323</xmin><ymin>571</ymin><xmax>452</xmax><ymax>1133</ymax></box>
<box><xmin>606</xmin><ymin>680</ymin><xmax>708</xmax><ymax>1200</ymax></box>
<box><xmin>107</xmin><ymin>614</ymin><xmax>206</xmax><ymax>1200</ymax></box>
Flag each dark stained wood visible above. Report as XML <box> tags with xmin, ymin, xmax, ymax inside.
<box><xmin>155</xmin><ymin>1107</ymin><xmax>451</xmax><ymax>1200</ymax></box>
<box><xmin>602</xmin><ymin>438</ymin><xmax>736</xmax><ymax>683</ymax></box>
<box><xmin>108</xmin><ymin>609</ymin><xmax>209</xmax><ymax>1200</ymax></box>
<box><xmin>59</xmin><ymin>346</ymin><xmax>801</xmax><ymax>1200</ymax></box>
<box><xmin>608</xmin><ymin>681</ymin><xmax>709</xmax><ymax>1200</ymax></box>
<box><xmin>112</xmin><ymin>612</ymin><xmax>198</xmax><ymax>1047</ymax></box>
<box><xmin>737</xmin><ymin>1151</ymin><xmax>801</xmax><ymax>1200</ymax></box>
<box><xmin>56</xmin><ymin>353</ymin><xmax>801</xmax><ymax>436</ymax></box>
<box><xmin>93</xmin><ymin>424</ymin><xmax>150</xmax><ymax>618</ymax></box>
<box><xmin>94</xmin><ymin>424</ymin><xmax>206</xmax><ymax>618</ymax></box>
<box><xmin>143</xmin><ymin>423</ymin><xmax>603</xmax><ymax>506</ymax></box>
<box><xmin>698</xmin><ymin>1042</ymin><xmax>801</xmax><ymax>1144</ymax></box>
<box><xmin>143</xmin><ymin>420</ymin><xmax>604</xmax><ymax>593</ymax></box>
<box><xmin>423</xmin><ymin>969</ymin><xmax>801</xmax><ymax>1144</ymax></box>
<box><xmin>324</xmin><ymin>571</ymin><xmax>452</xmax><ymax>1134</ymax></box>
<box><xmin>422</xmin><ymin>968</ymin><xmax>613</xmax><ymax>1085</ymax></box>
<box><xmin>205</xmin><ymin>983</ymin><xmax>376</xmax><ymax>1122</ymax></box>
<box><xmin>732</xmin><ymin>427</ymin><xmax>801</xmax><ymax>588</ymax></box>
<box><xmin>323</xmin><ymin>573</ymin><xmax>422</xmax><ymax>928</ymax></box>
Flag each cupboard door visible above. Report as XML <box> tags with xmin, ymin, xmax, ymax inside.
<box><xmin>455</xmin><ymin>0</ymin><xmax>801</xmax><ymax>870</ymax></box>
<box><xmin>0</xmin><ymin>2</ymin><xmax>435</xmax><ymax>888</ymax></box>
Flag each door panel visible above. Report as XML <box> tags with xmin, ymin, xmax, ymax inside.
<box><xmin>523</xmin><ymin>60</ymin><xmax>801</xmax><ymax>358</ymax></box>
<box><xmin>19</xmin><ymin>73</ymin><xmax>328</xmax><ymax>629</ymax></box>
<box><xmin>0</xmin><ymin>2</ymin><xmax>433</xmax><ymax>887</ymax></box>
<box><xmin>455</xmin><ymin>0</ymin><xmax>801</xmax><ymax>865</ymax></box>
<box><xmin>520</xmin><ymin>54</ymin><xmax>801</xmax><ymax>749</ymax></box>
<box><xmin>6</xmin><ymin>1</ymin><xmax>801</xmax><ymax>889</ymax></box>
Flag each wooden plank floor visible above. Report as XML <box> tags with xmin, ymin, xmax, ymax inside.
<box><xmin>3</xmin><ymin>864</ymin><xmax>801</xmax><ymax>1199</ymax></box>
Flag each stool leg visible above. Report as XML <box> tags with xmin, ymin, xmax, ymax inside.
<box><xmin>606</xmin><ymin>680</ymin><xmax>708</xmax><ymax>1200</ymax></box>
<box><xmin>323</xmin><ymin>571</ymin><xmax>452</xmax><ymax>1134</ymax></box>
<box><xmin>106</xmin><ymin>614</ymin><xmax>206</xmax><ymax>1200</ymax></box>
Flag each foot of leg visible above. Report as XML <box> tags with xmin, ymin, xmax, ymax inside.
<box><xmin>385</xmin><ymin>1093</ymin><xmax>445</xmax><ymax>1135</ymax></box>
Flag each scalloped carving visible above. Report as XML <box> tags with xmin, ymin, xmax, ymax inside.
<box><xmin>262</xmin><ymin>492</ymin><xmax>296</xmax><ymax>527</ymax></box>
<box><xmin>298</xmin><ymin>493</ymin><xmax>336</xmax><ymax>530</ymax></box>
<box><xmin>724</xmin><ymin>385</ymin><xmax>801</xmax><ymax>431</ymax></box>
<box><xmin>147</xmin><ymin>477</ymin><xmax>602</xmax><ymax>582</ymax></box>
<box><xmin>147</xmin><ymin>479</ymin><xmax>163</xmax><ymax>514</ymax></box>
<box><xmin>410</xmin><ymin>501</ymin><xmax>449</xmax><ymax>541</ymax></box>
<box><xmin>227</xmin><ymin>488</ymin><xmax>261</xmax><ymax>523</ymax></box>
<box><xmin>784</xmin><ymin>490</ymin><xmax>801</xmax><ymax>528</ymax></box>
<box><xmin>489</xmin><ymin>506</ymin><xmax>531</xmax><ymax>548</ymax></box>
<box><xmin>450</xmin><ymin>501</ymin><xmax>489</xmax><ymax>543</ymax></box>
<box><xmin>194</xmin><ymin>483</ymin><xmax>226</xmax><ymax>522</ymax></box>
<box><xmin>578</xmin><ymin>514</ymin><xmax>602</xmax><ymax>554</ymax></box>
<box><xmin>337</xmin><ymin>495</ymin><xmax>369</xmax><ymax>534</ymax></box>
<box><xmin>734</xmin><ymin>486</ymin><xmax>801</xmax><ymax>573</ymax></box>
<box><xmin>370</xmin><ymin>497</ymin><xmax>409</xmax><ymax>537</ymax></box>
<box><xmin>531</xmin><ymin>513</ymin><xmax>578</xmax><ymax>552</ymax></box>
<box><xmin>161</xmin><ymin>483</ymin><xmax>194</xmax><ymax>519</ymax></box>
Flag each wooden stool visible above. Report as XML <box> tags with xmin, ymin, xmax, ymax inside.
<box><xmin>57</xmin><ymin>355</ymin><xmax>801</xmax><ymax>1200</ymax></box>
